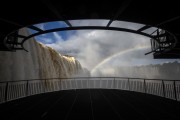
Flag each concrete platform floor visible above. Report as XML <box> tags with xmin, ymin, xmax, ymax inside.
<box><xmin>0</xmin><ymin>89</ymin><xmax>180</xmax><ymax>120</ymax></box>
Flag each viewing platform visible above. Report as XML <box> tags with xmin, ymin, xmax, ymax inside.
<box><xmin>0</xmin><ymin>77</ymin><xmax>180</xmax><ymax>119</ymax></box>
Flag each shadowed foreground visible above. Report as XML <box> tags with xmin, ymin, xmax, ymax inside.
<box><xmin>0</xmin><ymin>89</ymin><xmax>180</xmax><ymax>120</ymax></box>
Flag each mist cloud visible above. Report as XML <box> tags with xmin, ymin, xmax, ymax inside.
<box><xmin>37</xmin><ymin>20</ymin><xmax>179</xmax><ymax>76</ymax></box>
<box><xmin>45</xmin><ymin>20</ymin><xmax>151</xmax><ymax>69</ymax></box>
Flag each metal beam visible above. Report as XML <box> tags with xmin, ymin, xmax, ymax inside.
<box><xmin>28</xmin><ymin>26</ymin><xmax>44</xmax><ymax>32</ymax></box>
<box><xmin>156</xmin><ymin>16</ymin><xmax>180</xmax><ymax>26</ymax></box>
<box><xmin>137</xmin><ymin>25</ymin><xmax>151</xmax><ymax>32</ymax></box>
<box><xmin>16</xmin><ymin>34</ymin><xmax>27</xmax><ymax>38</ymax></box>
<box><xmin>0</xmin><ymin>18</ymin><xmax>43</xmax><ymax>32</ymax></box>
<box><xmin>21</xmin><ymin>26</ymin><xmax>156</xmax><ymax>45</ymax></box>
<box><xmin>175</xmin><ymin>33</ymin><xmax>180</xmax><ymax>36</ymax></box>
<box><xmin>145</xmin><ymin>49</ymin><xmax>160</xmax><ymax>55</ymax></box>
<box><xmin>106</xmin><ymin>0</ymin><xmax>132</xmax><ymax>27</ymax></box>
<box><xmin>42</xmin><ymin>0</ymin><xmax>72</xmax><ymax>27</ymax></box>
<box><xmin>153</xmin><ymin>33</ymin><xmax>167</xmax><ymax>38</ymax></box>
<box><xmin>0</xmin><ymin>18</ymin><xmax>22</xmax><ymax>27</ymax></box>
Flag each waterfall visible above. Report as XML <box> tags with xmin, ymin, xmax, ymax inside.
<box><xmin>36</xmin><ymin>42</ymin><xmax>87</xmax><ymax>78</ymax></box>
<box><xmin>0</xmin><ymin>28</ymin><xmax>89</xmax><ymax>81</ymax></box>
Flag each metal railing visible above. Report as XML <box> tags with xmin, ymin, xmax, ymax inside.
<box><xmin>147</xmin><ymin>29</ymin><xmax>177</xmax><ymax>55</ymax></box>
<box><xmin>0</xmin><ymin>77</ymin><xmax>180</xmax><ymax>103</ymax></box>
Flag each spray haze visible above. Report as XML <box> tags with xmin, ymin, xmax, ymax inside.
<box><xmin>35</xmin><ymin>20</ymin><xmax>180</xmax><ymax>79</ymax></box>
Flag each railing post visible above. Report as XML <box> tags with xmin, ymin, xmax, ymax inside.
<box><xmin>99</xmin><ymin>77</ymin><xmax>101</xmax><ymax>89</ymax></box>
<box><xmin>46</xmin><ymin>79</ymin><xmax>49</xmax><ymax>92</ymax></box>
<box><xmin>44</xmin><ymin>79</ymin><xmax>46</xmax><ymax>93</ymax></box>
<box><xmin>5</xmin><ymin>82</ymin><xmax>9</xmax><ymax>102</ymax></box>
<box><xmin>128</xmin><ymin>78</ymin><xmax>131</xmax><ymax>91</ymax></box>
<box><xmin>173</xmin><ymin>81</ymin><xmax>177</xmax><ymax>101</ymax></box>
<box><xmin>74</xmin><ymin>78</ymin><xmax>76</xmax><ymax>90</ymax></box>
<box><xmin>59</xmin><ymin>79</ymin><xmax>61</xmax><ymax>90</ymax></box>
<box><xmin>113</xmin><ymin>77</ymin><xmax>115</xmax><ymax>89</ymax></box>
<box><xmin>144</xmin><ymin>79</ymin><xmax>147</xmax><ymax>93</ymax></box>
<box><xmin>26</xmin><ymin>80</ymin><xmax>29</xmax><ymax>96</ymax></box>
<box><xmin>87</xmin><ymin>77</ymin><xmax>89</xmax><ymax>89</ymax></box>
<box><xmin>162</xmin><ymin>80</ymin><xmax>166</xmax><ymax>97</ymax></box>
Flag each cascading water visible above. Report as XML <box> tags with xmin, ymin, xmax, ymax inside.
<box><xmin>36</xmin><ymin>42</ymin><xmax>88</xmax><ymax>78</ymax></box>
<box><xmin>0</xmin><ymin>28</ymin><xmax>89</xmax><ymax>82</ymax></box>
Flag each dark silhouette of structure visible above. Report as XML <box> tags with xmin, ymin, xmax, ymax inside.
<box><xmin>1</xmin><ymin>77</ymin><xmax>180</xmax><ymax>119</ymax></box>
<box><xmin>1</xmin><ymin>89</ymin><xmax>180</xmax><ymax>120</ymax></box>
<box><xmin>0</xmin><ymin>0</ymin><xmax>180</xmax><ymax>119</ymax></box>
<box><xmin>0</xmin><ymin>0</ymin><xmax>180</xmax><ymax>58</ymax></box>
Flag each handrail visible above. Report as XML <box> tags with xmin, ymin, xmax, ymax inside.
<box><xmin>0</xmin><ymin>77</ymin><xmax>180</xmax><ymax>103</ymax></box>
<box><xmin>0</xmin><ymin>77</ymin><xmax>180</xmax><ymax>83</ymax></box>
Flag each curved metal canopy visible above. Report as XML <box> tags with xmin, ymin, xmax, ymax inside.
<box><xmin>0</xmin><ymin>0</ymin><xmax>180</xmax><ymax>58</ymax></box>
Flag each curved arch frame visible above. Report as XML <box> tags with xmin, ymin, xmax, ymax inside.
<box><xmin>4</xmin><ymin>23</ymin><xmax>177</xmax><ymax>55</ymax></box>
<box><xmin>20</xmin><ymin>26</ymin><xmax>158</xmax><ymax>50</ymax></box>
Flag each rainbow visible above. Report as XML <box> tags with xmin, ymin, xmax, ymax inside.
<box><xmin>91</xmin><ymin>45</ymin><xmax>150</xmax><ymax>74</ymax></box>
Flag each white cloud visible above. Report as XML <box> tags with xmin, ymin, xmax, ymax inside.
<box><xmin>69</xmin><ymin>20</ymin><xmax>109</xmax><ymax>26</ymax></box>
<box><xmin>53</xmin><ymin>32</ymin><xmax>64</xmax><ymax>42</ymax></box>
<box><xmin>35</xmin><ymin>36</ymin><xmax>53</xmax><ymax>44</ymax></box>
<box><xmin>43</xmin><ymin>20</ymin><xmax>179</xmax><ymax>76</ymax></box>
<box><xmin>46</xmin><ymin>20</ymin><xmax>151</xmax><ymax>70</ymax></box>
<box><xmin>35</xmin><ymin>23</ymin><xmax>45</xmax><ymax>30</ymax></box>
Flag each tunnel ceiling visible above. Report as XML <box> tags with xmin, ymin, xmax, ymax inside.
<box><xmin>0</xmin><ymin>0</ymin><xmax>180</xmax><ymax>58</ymax></box>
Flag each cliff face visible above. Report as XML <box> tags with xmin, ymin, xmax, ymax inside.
<box><xmin>0</xmin><ymin>28</ymin><xmax>88</xmax><ymax>81</ymax></box>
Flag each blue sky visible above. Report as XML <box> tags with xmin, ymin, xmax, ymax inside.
<box><xmin>28</xmin><ymin>20</ymin><xmax>180</xmax><ymax>74</ymax></box>
<box><xmin>29</xmin><ymin>21</ymin><xmax>76</xmax><ymax>44</ymax></box>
